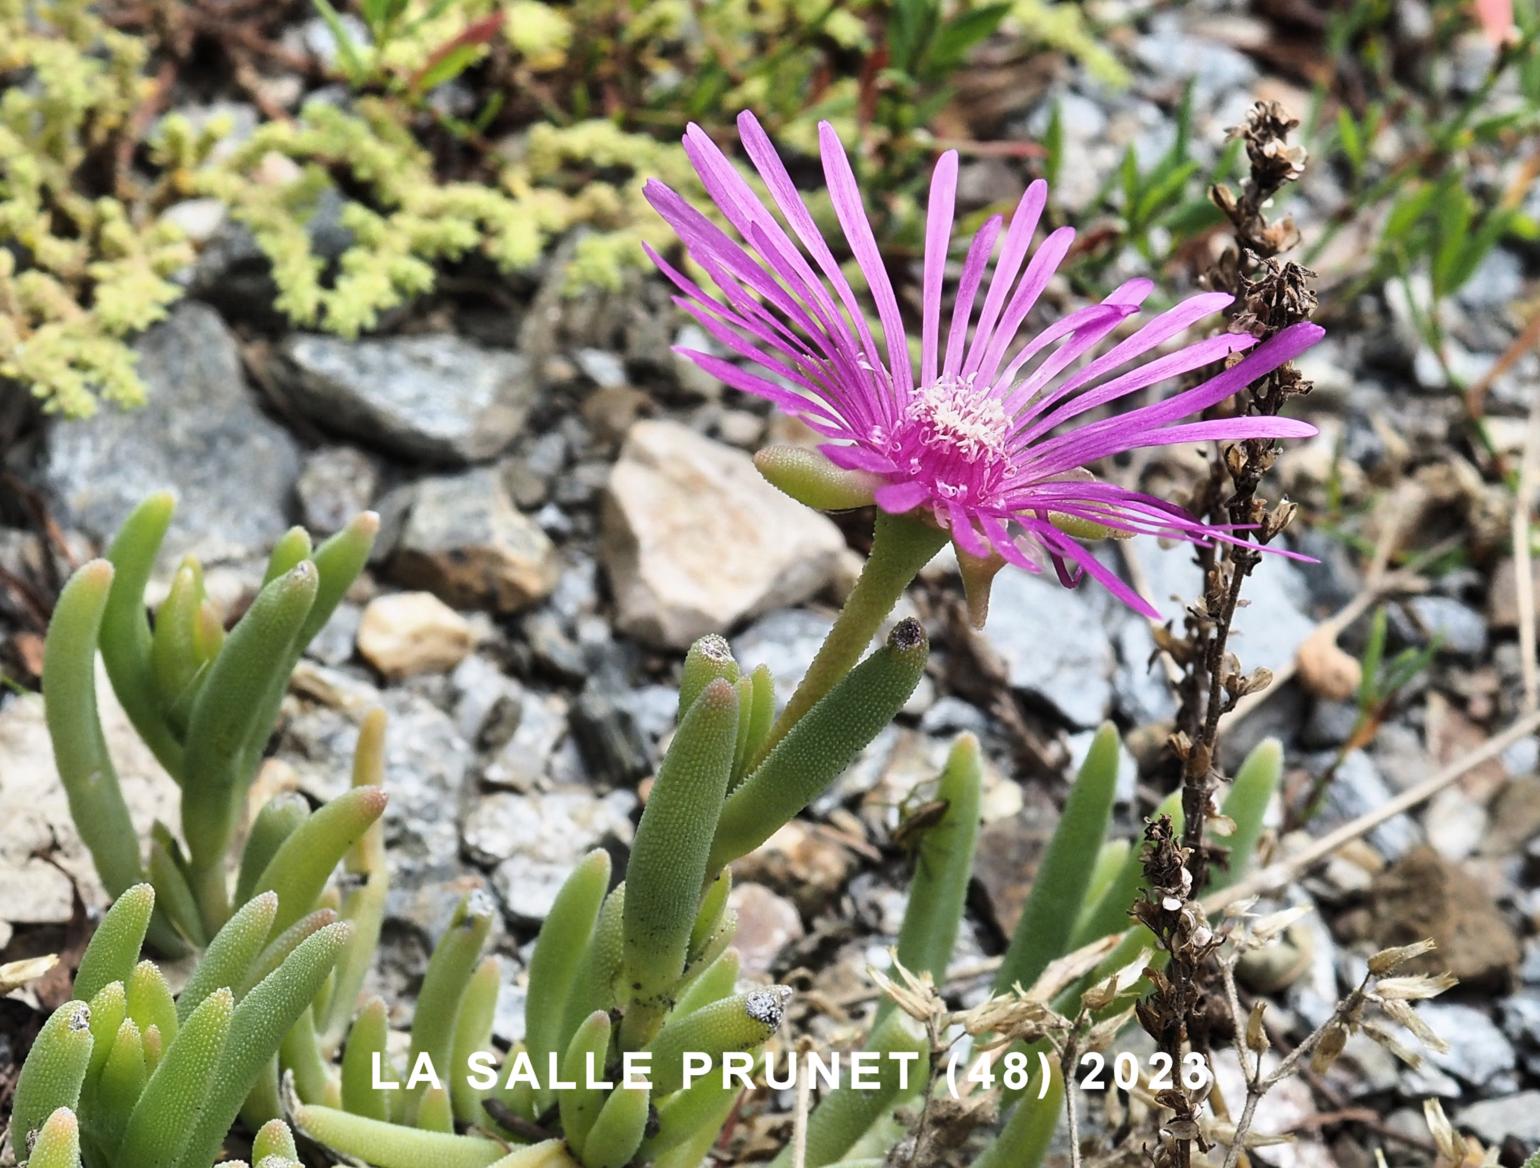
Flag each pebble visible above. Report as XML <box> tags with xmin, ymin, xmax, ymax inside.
<box><xmin>732</xmin><ymin>608</ymin><xmax>836</xmax><ymax>710</ymax></box>
<box><xmin>357</xmin><ymin>592</ymin><xmax>474</xmax><ymax>679</ymax></box>
<box><xmin>43</xmin><ymin>303</ymin><xmax>300</xmax><ymax>566</ymax></box>
<box><xmin>296</xmin><ymin>446</ymin><xmax>381</xmax><ymax>535</ymax></box>
<box><xmin>467</xmin><ymin>788</ymin><xmax>636</xmax><ymax>921</ymax></box>
<box><xmin>728</xmin><ymin>883</ymin><xmax>804</xmax><ymax>980</ymax></box>
<box><xmin>279</xmin><ymin>333</ymin><xmax>536</xmax><ymax>465</ymax></box>
<box><xmin>389</xmin><ymin>467</ymin><xmax>561</xmax><ymax>613</ymax></box>
<box><xmin>483</xmin><ymin>691</ymin><xmax>569</xmax><ymax>791</ymax></box>
<box><xmin>1455</xmin><ymin>1090</ymin><xmax>1540</xmax><ymax>1147</ymax></box>
<box><xmin>1409</xmin><ymin>1002</ymin><xmax>1518</xmax><ymax>1093</ymax></box>
<box><xmin>600</xmin><ymin>421</ymin><xmax>846</xmax><ymax>648</ymax></box>
<box><xmin>983</xmin><ymin>567</ymin><xmax>1115</xmax><ymax>727</ymax></box>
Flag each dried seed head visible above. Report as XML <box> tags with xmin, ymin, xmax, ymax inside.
<box><xmin>1367</xmin><ymin>938</ymin><xmax>1439</xmax><ymax>976</ymax></box>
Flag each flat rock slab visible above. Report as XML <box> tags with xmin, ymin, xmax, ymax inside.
<box><xmin>44</xmin><ymin>302</ymin><xmax>301</xmax><ymax>565</ymax></box>
<box><xmin>601</xmin><ymin>420</ymin><xmax>846</xmax><ymax>649</ymax></box>
<box><xmin>278</xmin><ymin>333</ymin><xmax>535</xmax><ymax>464</ymax></box>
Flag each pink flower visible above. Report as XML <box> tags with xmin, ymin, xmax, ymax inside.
<box><xmin>643</xmin><ymin>112</ymin><xmax>1323</xmax><ymax>617</ymax></box>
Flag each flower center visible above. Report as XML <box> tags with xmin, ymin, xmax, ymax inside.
<box><xmin>880</xmin><ymin>376</ymin><xmax>1014</xmax><ymax>504</ymax></box>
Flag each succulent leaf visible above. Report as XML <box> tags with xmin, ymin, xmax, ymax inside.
<box><xmin>250</xmin><ymin>785</ymin><xmax>388</xmax><ymax>938</ymax></box>
<box><xmin>710</xmin><ymin>619</ymin><xmax>929</xmax><ymax>871</ymax></box>
<box><xmin>234</xmin><ymin>794</ymin><xmax>311</xmax><ymax>908</ymax></box>
<box><xmin>578</xmin><ymin>1083</ymin><xmax>649</xmax><ymax>1168</ymax></box>
<box><xmin>995</xmin><ymin>723</ymin><xmax>1120</xmax><ymax>994</ymax></box>
<box><xmin>341</xmin><ymin>996</ymin><xmax>396</xmax><ymax>1122</ymax></box>
<box><xmin>74</xmin><ymin>884</ymin><xmax>155</xmax><ymax>1003</ymax></box>
<box><xmin>450</xmin><ymin>957</ymin><xmax>502</xmax><ymax>1124</ymax></box>
<box><xmin>407</xmin><ymin>891</ymin><xmax>495</xmax><ymax>1118</ymax></box>
<box><xmin>117</xmin><ymin>987</ymin><xmax>234</xmax><ymax>1167</ymax></box>
<box><xmin>557</xmin><ymin>1010</ymin><xmax>613</xmax><ymax>1156</ymax></box>
<box><xmin>294</xmin><ymin>1105</ymin><xmax>507</xmax><ymax>1168</ymax></box>
<box><xmin>178</xmin><ymin>892</ymin><xmax>279</xmax><ymax>1020</ymax></box>
<box><xmin>888</xmin><ymin>733</ymin><xmax>982</xmax><ymax>1014</ymax></box>
<box><xmin>622</xmin><ymin>677</ymin><xmax>739</xmax><ymax>1048</ymax></box>
<box><xmin>26</xmin><ymin>1107</ymin><xmax>83</xmax><ymax>1168</ymax></box>
<box><xmin>525</xmin><ymin>850</ymin><xmax>610</xmax><ymax>1094</ymax></box>
<box><xmin>646</xmin><ymin>986</ymin><xmax>791</xmax><ymax>1097</ymax></box>
<box><xmin>10</xmin><ymin>1001</ymin><xmax>94</xmax><ymax>1158</ymax></box>
<box><xmin>43</xmin><ymin>561</ymin><xmax>145</xmax><ymax>900</ymax></box>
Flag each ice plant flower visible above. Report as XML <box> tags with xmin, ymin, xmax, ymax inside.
<box><xmin>642</xmin><ymin>111</ymin><xmax>1324</xmax><ymax>621</ymax></box>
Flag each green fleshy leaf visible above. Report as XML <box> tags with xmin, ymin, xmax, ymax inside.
<box><xmin>646</xmin><ymin>987</ymin><xmax>791</xmax><ymax>1097</ymax></box>
<box><xmin>234</xmin><ymin>793</ymin><xmax>311</xmax><ymax>908</ymax></box>
<box><xmin>734</xmin><ymin>664</ymin><xmax>775</xmax><ymax>790</ymax></box>
<box><xmin>888</xmin><ymin>732</ymin><xmax>982</xmax><ymax>1015</ymax></box>
<box><xmin>622</xmin><ymin>678</ymin><xmax>739</xmax><ymax>1048</ymax></box>
<box><xmin>322</xmin><ymin>867</ymin><xmax>388</xmax><ymax>1042</ymax></box>
<box><xmin>81</xmin><ymin>981</ymin><xmax>126</xmax><ymax>1097</ymax></box>
<box><xmin>90</xmin><ymin>1019</ymin><xmax>145</xmax><ymax>1159</ymax></box>
<box><xmin>995</xmin><ymin>723</ymin><xmax>1120</xmax><ymax>994</ymax></box>
<box><xmin>147</xmin><ymin>833</ymin><xmax>205</xmax><ymax>948</ymax></box>
<box><xmin>252</xmin><ymin>1118</ymin><xmax>301</xmax><ymax>1160</ymax></box>
<box><xmin>74</xmin><ymin>884</ymin><xmax>155</xmax><ymax>1003</ymax></box>
<box><xmin>279</xmin><ymin>1005</ymin><xmax>332</xmax><ymax>1105</ymax></box>
<box><xmin>125</xmin><ymin>959</ymin><xmax>178</xmax><ymax>1047</ymax></box>
<box><xmin>25</xmin><ymin>1108</ymin><xmax>82</xmax><ymax>1168</ymax></box>
<box><xmin>557</xmin><ymin>1011</ymin><xmax>612</xmax><ymax>1157</ymax></box>
<box><xmin>174</xmin><ymin>922</ymin><xmax>350</xmax><ymax>1168</ymax></box>
<box><xmin>969</xmin><ymin>1058</ymin><xmax>1062</xmax><ymax>1168</ymax></box>
<box><xmin>753</xmin><ymin>445</ymin><xmax>882</xmax><ymax>511</ymax></box>
<box><xmin>152</xmin><ymin>558</ymin><xmax>208</xmax><ymax>729</ymax></box>
<box><xmin>672</xmin><ymin>948</ymin><xmax>739</xmax><ymax>1019</ymax></box>
<box><xmin>561</xmin><ymin>885</ymin><xmax>625</xmax><ymax>1045</ymax></box>
<box><xmin>239</xmin><ymin>909</ymin><xmax>338</xmax><ymax>998</ymax></box>
<box><xmin>769</xmin><ymin>1012</ymin><xmax>929</xmax><ymax>1168</ymax></box>
<box><xmin>117</xmin><ymin>987</ymin><xmax>233</xmax><ymax>1167</ymax></box>
<box><xmin>677</xmin><ymin>634</ymin><xmax>740</xmax><ymax>724</ymax></box>
<box><xmin>526</xmin><ymin>850</ymin><xmax>610</xmax><ymax>1096</ymax></box>
<box><xmin>407</xmin><ymin>892</ymin><xmax>495</xmax><ymax>1117</ymax></box>
<box><xmin>418</xmin><ymin>1084</ymin><xmax>455</xmax><ymax>1132</ymax></box>
<box><xmin>250</xmin><ymin>786</ymin><xmax>389</xmax><ymax>938</ymax></box>
<box><xmin>686</xmin><ymin>871</ymin><xmax>731</xmax><ymax>965</ymax></box>
<box><xmin>294</xmin><ymin>1105</ymin><xmax>507</xmax><ymax>1168</ymax></box>
<box><xmin>10</xmin><ymin>1001</ymin><xmax>94</xmax><ymax>1155</ymax></box>
<box><xmin>1210</xmin><ymin>738</ymin><xmax>1282</xmax><ymax>892</ymax></box>
<box><xmin>451</xmin><ymin>958</ymin><xmax>501</xmax><ymax>1124</ymax></box>
<box><xmin>178</xmin><ymin>891</ymin><xmax>278</xmax><ymax>1020</ymax></box>
<box><xmin>181</xmin><ymin>562</ymin><xmax>319</xmax><ymax>880</ymax></box>
<box><xmin>342</xmin><ymin>996</ymin><xmax>395</xmax><ymax>1123</ymax></box>
<box><xmin>578</xmin><ymin>1083</ymin><xmax>649</xmax><ymax>1168</ymax></box>
<box><xmin>710</xmin><ymin>619</ymin><xmax>928</xmax><ymax>871</ymax></box>
<box><xmin>262</xmin><ymin>526</ymin><xmax>313</xmax><ymax>587</ymax></box>
<box><xmin>99</xmin><ymin>493</ymin><xmax>184</xmax><ymax>778</ymax></box>
<box><xmin>43</xmin><ymin>561</ymin><xmax>145</xmax><ymax>898</ymax></box>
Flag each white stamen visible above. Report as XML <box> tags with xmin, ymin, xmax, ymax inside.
<box><xmin>904</xmin><ymin>376</ymin><xmax>1009</xmax><ymax>463</ymax></box>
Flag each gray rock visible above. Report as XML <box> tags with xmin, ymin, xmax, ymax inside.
<box><xmin>1308</xmin><ymin>750</ymin><xmax>1420</xmax><ymax>860</ymax></box>
<box><xmin>450</xmin><ymin>654</ymin><xmax>525</xmax><ymax>748</ymax></box>
<box><xmin>1501</xmin><ymin>993</ymin><xmax>1540</xmax><ymax>1052</ymax></box>
<box><xmin>1455</xmin><ymin>1091</ymin><xmax>1540</xmax><ymax>1147</ymax></box>
<box><xmin>1112</xmin><ymin>618</ymin><xmax>1178</xmax><ymax>724</ymax></box>
<box><xmin>44</xmin><ymin>303</ymin><xmax>301</xmax><ymax>565</ymax></box>
<box><xmin>278</xmin><ymin>333</ymin><xmax>535</xmax><ymax>465</ymax></box>
<box><xmin>465</xmin><ymin>788</ymin><xmax>635</xmax><ymax>921</ymax></box>
<box><xmin>985</xmin><ymin>568</ymin><xmax>1115</xmax><ymax>727</ymax></box>
<box><xmin>283</xmin><ymin>687</ymin><xmax>472</xmax><ymax>888</ymax></box>
<box><xmin>574</xmin><ymin>348</ymin><xmax>627</xmax><ymax>389</ymax></box>
<box><xmin>304</xmin><ymin>601</ymin><xmax>362</xmax><ymax>667</ymax></box>
<box><xmin>919</xmin><ymin>696</ymin><xmax>989</xmax><ymax>737</ymax></box>
<box><xmin>390</xmin><ymin>467</ymin><xmax>561</xmax><ymax>613</ymax></box>
<box><xmin>1131</xmin><ymin>14</ymin><xmax>1258</xmax><ymax>105</ymax></box>
<box><xmin>1523</xmin><ymin>938</ymin><xmax>1540</xmax><ymax>986</ymax></box>
<box><xmin>296</xmin><ymin>446</ymin><xmax>380</xmax><ymax>535</ymax></box>
<box><xmin>1410</xmin><ymin>1002</ymin><xmax>1517</xmax><ymax>1092</ymax></box>
<box><xmin>483</xmin><ymin>691</ymin><xmax>568</xmax><ymax>791</ymax></box>
<box><xmin>601</xmin><ymin>421</ymin><xmax>847</xmax><ymax>649</ymax></box>
<box><xmin>1394</xmin><ymin>595</ymin><xmax>1489</xmax><ymax>658</ymax></box>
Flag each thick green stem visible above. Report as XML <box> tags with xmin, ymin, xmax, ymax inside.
<box><xmin>760</xmin><ymin>512</ymin><xmax>945</xmax><ymax>758</ymax></box>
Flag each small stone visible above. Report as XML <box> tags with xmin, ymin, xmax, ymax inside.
<box><xmin>732</xmin><ymin>821</ymin><xmax>854</xmax><ymax>915</ymax></box>
<box><xmin>1361</xmin><ymin>846</ymin><xmax>1521</xmax><ymax>992</ymax></box>
<box><xmin>296</xmin><ymin>446</ymin><xmax>380</xmax><ymax>535</ymax></box>
<box><xmin>973</xmin><ymin>791</ymin><xmax>1058</xmax><ymax>936</ymax></box>
<box><xmin>574</xmin><ymin>348</ymin><xmax>627</xmax><ymax>389</ymax></box>
<box><xmin>1393</xmin><ymin>595</ymin><xmax>1489</xmax><ymax>658</ymax></box>
<box><xmin>1489</xmin><ymin>557</ymin><xmax>1540</xmax><ymax>630</ymax></box>
<box><xmin>305</xmin><ymin>601</ymin><xmax>362</xmax><ymax>667</ymax></box>
<box><xmin>483</xmin><ymin>691</ymin><xmax>568</xmax><ymax>791</ymax></box>
<box><xmin>1480</xmin><ymin>777</ymin><xmax>1540</xmax><ymax>858</ymax></box>
<box><xmin>278</xmin><ymin>333</ymin><xmax>536</xmax><ymax>464</ymax></box>
<box><xmin>43</xmin><ymin>303</ymin><xmax>300</xmax><ymax>566</ymax></box>
<box><xmin>601</xmin><ymin>421</ymin><xmax>846</xmax><ymax>648</ymax></box>
<box><xmin>1310</xmin><ymin>750</ymin><xmax>1420</xmax><ymax>860</ymax></box>
<box><xmin>1409</xmin><ymin>1002</ymin><xmax>1516</xmax><ymax>1091</ymax></box>
<box><xmin>450</xmin><ymin>655</ymin><xmax>525</xmax><ymax>747</ymax></box>
<box><xmin>984</xmin><ymin>568</ymin><xmax>1114</xmax><ymax>727</ymax></box>
<box><xmin>728</xmin><ymin>883</ymin><xmax>804</xmax><ymax>979</ymax></box>
<box><xmin>357</xmin><ymin>592</ymin><xmax>474</xmax><ymax>679</ymax></box>
<box><xmin>390</xmin><ymin>468</ymin><xmax>560</xmax><ymax>613</ymax></box>
<box><xmin>467</xmin><ymin>788</ymin><xmax>636</xmax><ymax>921</ymax></box>
<box><xmin>1455</xmin><ymin>1091</ymin><xmax>1540</xmax><ymax>1147</ymax></box>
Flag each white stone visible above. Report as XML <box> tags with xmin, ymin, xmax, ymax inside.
<box><xmin>357</xmin><ymin>591</ymin><xmax>474</xmax><ymax>679</ymax></box>
<box><xmin>601</xmin><ymin>421</ymin><xmax>846</xmax><ymax>648</ymax></box>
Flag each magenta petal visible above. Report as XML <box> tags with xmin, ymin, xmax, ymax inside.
<box><xmin>875</xmin><ymin>480</ymin><xmax>931</xmax><ymax>514</ymax></box>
